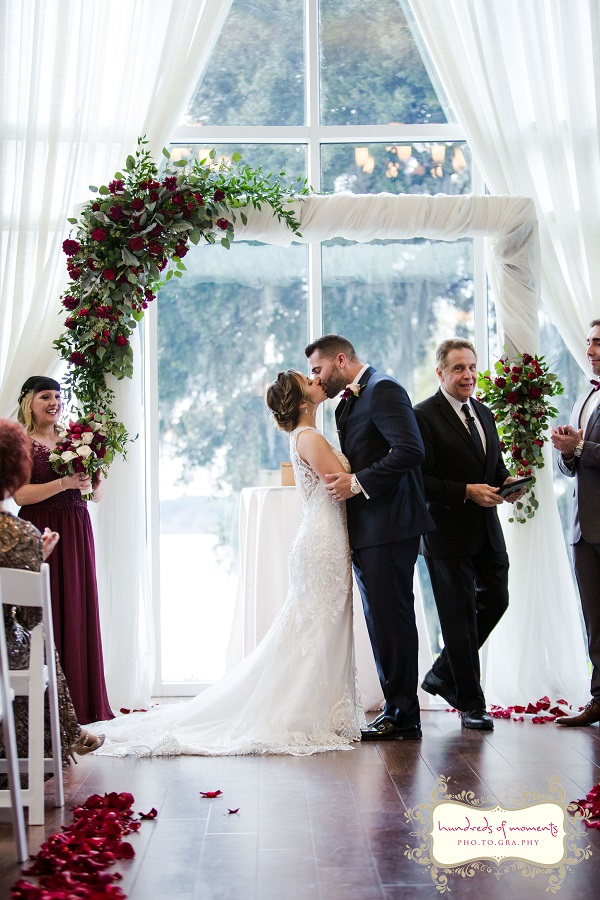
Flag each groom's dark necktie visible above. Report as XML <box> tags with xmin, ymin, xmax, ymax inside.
<box><xmin>461</xmin><ymin>403</ymin><xmax>485</xmax><ymax>458</ymax></box>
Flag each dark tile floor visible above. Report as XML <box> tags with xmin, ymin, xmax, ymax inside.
<box><xmin>2</xmin><ymin>711</ymin><xmax>600</xmax><ymax>898</ymax></box>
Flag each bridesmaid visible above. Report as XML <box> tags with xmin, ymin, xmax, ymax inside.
<box><xmin>0</xmin><ymin>417</ymin><xmax>105</xmax><ymax>767</ymax></box>
<box><xmin>13</xmin><ymin>376</ymin><xmax>113</xmax><ymax>723</ymax></box>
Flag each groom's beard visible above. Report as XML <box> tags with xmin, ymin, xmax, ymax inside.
<box><xmin>323</xmin><ymin>372</ymin><xmax>347</xmax><ymax>398</ymax></box>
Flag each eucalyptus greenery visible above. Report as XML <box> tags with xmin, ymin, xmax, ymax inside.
<box><xmin>54</xmin><ymin>136</ymin><xmax>308</xmax><ymax>455</ymax></box>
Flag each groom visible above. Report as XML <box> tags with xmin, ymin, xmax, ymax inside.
<box><xmin>306</xmin><ymin>335</ymin><xmax>434</xmax><ymax>740</ymax></box>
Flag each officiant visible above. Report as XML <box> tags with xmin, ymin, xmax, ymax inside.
<box><xmin>413</xmin><ymin>339</ymin><xmax>525</xmax><ymax>731</ymax></box>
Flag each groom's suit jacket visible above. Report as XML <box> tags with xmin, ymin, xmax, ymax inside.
<box><xmin>558</xmin><ymin>389</ymin><xmax>600</xmax><ymax>544</ymax></box>
<box><xmin>413</xmin><ymin>389</ymin><xmax>509</xmax><ymax>559</ymax></box>
<box><xmin>336</xmin><ymin>366</ymin><xmax>434</xmax><ymax>549</ymax></box>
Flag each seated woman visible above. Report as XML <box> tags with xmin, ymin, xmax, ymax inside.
<box><xmin>0</xmin><ymin>418</ymin><xmax>104</xmax><ymax>776</ymax></box>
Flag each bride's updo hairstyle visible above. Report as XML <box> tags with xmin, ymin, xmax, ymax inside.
<box><xmin>266</xmin><ymin>370</ymin><xmax>306</xmax><ymax>433</ymax></box>
<box><xmin>17</xmin><ymin>376</ymin><xmax>61</xmax><ymax>434</ymax></box>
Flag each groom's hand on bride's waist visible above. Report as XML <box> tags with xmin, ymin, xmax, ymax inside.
<box><xmin>325</xmin><ymin>472</ymin><xmax>355</xmax><ymax>501</ymax></box>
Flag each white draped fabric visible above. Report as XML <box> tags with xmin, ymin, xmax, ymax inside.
<box><xmin>405</xmin><ymin>0</ymin><xmax>594</xmax><ymax>707</ymax></box>
<box><xmin>230</xmin><ymin>190</ymin><xmax>588</xmax><ymax>709</ymax></box>
<box><xmin>0</xmin><ymin>0</ymin><xmax>232</xmax><ymax>709</ymax></box>
<box><xmin>408</xmin><ymin>0</ymin><xmax>600</xmax><ymax>372</ymax></box>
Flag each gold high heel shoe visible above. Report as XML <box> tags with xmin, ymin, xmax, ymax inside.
<box><xmin>68</xmin><ymin>730</ymin><xmax>105</xmax><ymax>763</ymax></box>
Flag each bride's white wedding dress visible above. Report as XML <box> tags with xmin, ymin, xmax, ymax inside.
<box><xmin>94</xmin><ymin>426</ymin><xmax>366</xmax><ymax>756</ymax></box>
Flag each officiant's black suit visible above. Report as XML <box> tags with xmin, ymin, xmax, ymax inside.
<box><xmin>413</xmin><ymin>389</ymin><xmax>510</xmax><ymax>711</ymax></box>
<box><xmin>337</xmin><ymin>366</ymin><xmax>434</xmax><ymax>728</ymax></box>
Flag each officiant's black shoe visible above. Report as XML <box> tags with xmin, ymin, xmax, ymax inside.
<box><xmin>460</xmin><ymin>708</ymin><xmax>494</xmax><ymax>730</ymax></box>
<box><xmin>361</xmin><ymin>718</ymin><xmax>422</xmax><ymax>741</ymax></box>
<box><xmin>555</xmin><ymin>699</ymin><xmax>600</xmax><ymax>727</ymax></box>
<box><xmin>421</xmin><ymin>670</ymin><xmax>459</xmax><ymax>709</ymax></box>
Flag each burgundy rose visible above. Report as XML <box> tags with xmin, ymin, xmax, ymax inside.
<box><xmin>65</xmin><ymin>317</ymin><xmax>77</xmax><ymax>330</ymax></box>
<box><xmin>115</xmin><ymin>335</ymin><xmax>128</xmax><ymax>347</ymax></box>
<box><xmin>149</xmin><ymin>224</ymin><xmax>163</xmax><ymax>238</ymax></box>
<box><xmin>70</xmin><ymin>351</ymin><xmax>87</xmax><ymax>366</ymax></box>
<box><xmin>108</xmin><ymin>179</ymin><xmax>124</xmax><ymax>194</ymax></box>
<box><xmin>494</xmin><ymin>377</ymin><xmax>506</xmax><ymax>388</ymax></box>
<box><xmin>91</xmin><ymin>202</ymin><xmax>100</xmax><ymax>211</ymax></box>
<box><xmin>194</xmin><ymin>192</ymin><xmax>204</xmax><ymax>205</ymax></box>
<box><xmin>78</xmin><ymin>308</ymin><xmax>89</xmax><ymax>317</ymax></box>
<box><xmin>149</xmin><ymin>190</ymin><xmax>159</xmax><ymax>203</ymax></box>
<box><xmin>511</xmin><ymin>373</ymin><xmax>520</xmax><ymax>383</ymax></box>
<box><xmin>92</xmin><ymin>227</ymin><xmax>107</xmax><ymax>242</ymax></box>
<box><xmin>216</xmin><ymin>218</ymin><xmax>230</xmax><ymax>230</ymax></box>
<box><xmin>506</xmin><ymin>391</ymin><xmax>520</xmax><ymax>404</ymax></box>
<box><xmin>503</xmin><ymin>366</ymin><xmax>511</xmax><ymax>374</ymax></box>
<box><xmin>131</xmin><ymin>198</ymin><xmax>145</xmax><ymax>212</ymax></box>
<box><xmin>163</xmin><ymin>176</ymin><xmax>177</xmax><ymax>191</ymax></box>
<box><xmin>534</xmin><ymin>438</ymin><xmax>544</xmax><ymax>447</ymax></box>
<box><xmin>148</xmin><ymin>241</ymin><xmax>163</xmax><ymax>256</ymax></box>
<box><xmin>528</xmin><ymin>371</ymin><xmax>537</xmax><ymax>379</ymax></box>
<box><xmin>62</xmin><ymin>239</ymin><xmax>80</xmax><ymax>256</ymax></box>
<box><xmin>62</xmin><ymin>295</ymin><xmax>78</xmax><ymax>310</ymax></box>
<box><xmin>103</xmin><ymin>269</ymin><xmax>116</xmax><ymax>281</ymax></box>
<box><xmin>69</xmin><ymin>267</ymin><xmax>82</xmax><ymax>280</ymax></box>
<box><xmin>87</xmin><ymin>257</ymin><xmax>96</xmax><ymax>270</ymax></box>
<box><xmin>129</xmin><ymin>236</ymin><xmax>145</xmax><ymax>252</ymax></box>
<box><xmin>144</xmin><ymin>289</ymin><xmax>155</xmax><ymax>301</ymax></box>
<box><xmin>174</xmin><ymin>244</ymin><xmax>188</xmax><ymax>258</ymax></box>
<box><xmin>213</xmin><ymin>189</ymin><xmax>225</xmax><ymax>202</ymax></box>
<box><xmin>131</xmin><ymin>219</ymin><xmax>142</xmax><ymax>232</ymax></box>
<box><xmin>172</xmin><ymin>193</ymin><xmax>185</xmax><ymax>207</ymax></box>
<box><xmin>511</xmin><ymin>446</ymin><xmax>523</xmax><ymax>459</ymax></box>
<box><xmin>528</xmin><ymin>386</ymin><xmax>542</xmax><ymax>399</ymax></box>
<box><xmin>511</xmin><ymin>365</ymin><xmax>523</xmax><ymax>374</ymax></box>
<box><xmin>522</xmin><ymin>353</ymin><xmax>533</xmax><ymax>365</ymax></box>
<box><xmin>109</xmin><ymin>204</ymin><xmax>126</xmax><ymax>221</ymax></box>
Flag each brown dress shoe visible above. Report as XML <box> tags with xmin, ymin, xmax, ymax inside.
<box><xmin>555</xmin><ymin>699</ymin><xmax>600</xmax><ymax>726</ymax></box>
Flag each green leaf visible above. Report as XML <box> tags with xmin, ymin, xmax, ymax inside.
<box><xmin>126</xmin><ymin>155</ymin><xmax>136</xmax><ymax>172</ymax></box>
<box><xmin>99</xmin><ymin>185</ymin><xmax>110</xmax><ymax>195</ymax></box>
<box><xmin>67</xmin><ymin>217</ymin><xmax>78</xmax><ymax>225</ymax></box>
<box><xmin>88</xmin><ymin>185</ymin><xmax>98</xmax><ymax>193</ymax></box>
<box><xmin>162</xmin><ymin>147</ymin><xmax>171</xmax><ymax>159</ymax></box>
<box><xmin>232</xmin><ymin>151</ymin><xmax>242</xmax><ymax>162</ymax></box>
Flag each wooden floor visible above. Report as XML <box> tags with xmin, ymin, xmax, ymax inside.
<box><xmin>2</xmin><ymin>710</ymin><xmax>600</xmax><ymax>899</ymax></box>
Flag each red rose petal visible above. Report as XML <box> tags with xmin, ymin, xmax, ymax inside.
<box><xmin>228</xmin><ymin>808</ymin><xmax>240</xmax><ymax>815</ymax></box>
<box><xmin>200</xmin><ymin>790</ymin><xmax>223</xmax><ymax>798</ymax></box>
<box><xmin>138</xmin><ymin>808</ymin><xmax>158</xmax><ymax>820</ymax></box>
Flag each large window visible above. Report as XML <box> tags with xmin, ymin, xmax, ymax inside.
<box><xmin>154</xmin><ymin>0</ymin><xmax>480</xmax><ymax>691</ymax></box>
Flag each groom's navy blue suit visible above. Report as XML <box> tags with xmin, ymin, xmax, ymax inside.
<box><xmin>337</xmin><ymin>366</ymin><xmax>434</xmax><ymax>728</ymax></box>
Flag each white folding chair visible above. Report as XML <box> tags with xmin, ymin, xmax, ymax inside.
<box><xmin>0</xmin><ymin>564</ymin><xmax>64</xmax><ymax>825</ymax></box>
<box><xmin>0</xmin><ymin>579</ymin><xmax>28</xmax><ymax>860</ymax></box>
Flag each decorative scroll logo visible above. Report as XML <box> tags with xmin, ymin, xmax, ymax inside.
<box><xmin>405</xmin><ymin>775</ymin><xmax>591</xmax><ymax>892</ymax></box>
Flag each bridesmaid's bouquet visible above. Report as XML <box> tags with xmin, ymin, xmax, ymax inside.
<box><xmin>49</xmin><ymin>412</ymin><xmax>117</xmax><ymax>500</ymax></box>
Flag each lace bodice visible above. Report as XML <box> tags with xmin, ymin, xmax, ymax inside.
<box><xmin>290</xmin><ymin>426</ymin><xmax>350</xmax><ymax>501</ymax></box>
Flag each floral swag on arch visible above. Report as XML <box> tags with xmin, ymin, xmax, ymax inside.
<box><xmin>54</xmin><ymin>136</ymin><xmax>309</xmax><ymax>456</ymax></box>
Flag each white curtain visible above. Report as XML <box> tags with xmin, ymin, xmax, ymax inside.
<box><xmin>0</xmin><ymin>0</ymin><xmax>232</xmax><ymax>709</ymax></box>
<box><xmin>407</xmin><ymin>0</ymin><xmax>593</xmax><ymax>707</ymax></box>
<box><xmin>408</xmin><ymin>0</ymin><xmax>600</xmax><ymax>370</ymax></box>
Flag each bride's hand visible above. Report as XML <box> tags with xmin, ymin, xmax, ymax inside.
<box><xmin>324</xmin><ymin>472</ymin><xmax>353</xmax><ymax>501</ymax></box>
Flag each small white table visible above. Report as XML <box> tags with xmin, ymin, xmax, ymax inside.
<box><xmin>228</xmin><ymin>486</ymin><xmax>435</xmax><ymax>712</ymax></box>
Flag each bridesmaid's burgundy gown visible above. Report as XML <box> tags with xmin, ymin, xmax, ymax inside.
<box><xmin>19</xmin><ymin>440</ymin><xmax>114</xmax><ymax>724</ymax></box>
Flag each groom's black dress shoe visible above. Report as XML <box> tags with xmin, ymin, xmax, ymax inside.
<box><xmin>421</xmin><ymin>670</ymin><xmax>459</xmax><ymax>709</ymax></box>
<box><xmin>460</xmin><ymin>708</ymin><xmax>494</xmax><ymax>730</ymax></box>
<box><xmin>361</xmin><ymin>718</ymin><xmax>422</xmax><ymax>741</ymax></box>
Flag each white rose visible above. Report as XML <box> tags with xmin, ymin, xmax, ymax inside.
<box><xmin>80</xmin><ymin>431</ymin><xmax>94</xmax><ymax>444</ymax></box>
<box><xmin>76</xmin><ymin>445</ymin><xmax>93</xmax><ymax>458</ymax></box>
<box><xmin>61</xmin><ymin>450</ymin><xmax>78</xmax><ymax>462</ymax></box>
<box><xmin>348</xmin><ymin>382</ymin><xmax>361</xmax><ymax>394</ymax></box>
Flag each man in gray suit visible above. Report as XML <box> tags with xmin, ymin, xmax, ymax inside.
<box><xmin>551</xmin><ymin>319</ymin><xmax>600</xmax><ymax>726</ymax></box>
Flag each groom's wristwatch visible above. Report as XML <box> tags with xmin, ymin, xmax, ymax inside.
<box><xmin>574</xmin><ymin>439</ymin><xmax>585</xmax><ymax>457</ymax></box>
<box><xmin>350</xmin><ymin>474</ymin><xmax>362</xmax><ymax>494</ymax></box>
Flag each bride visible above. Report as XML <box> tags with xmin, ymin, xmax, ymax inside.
<box><xmin>94</xmin><ymin>370</ymin><xmax>366</xmax><ymax>756</ymax></box>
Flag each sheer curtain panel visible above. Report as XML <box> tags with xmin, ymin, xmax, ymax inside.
<box><xmin>0</xmin><ymin>0</ymin><xmax>232</xmax><ymax>708</ymax></box>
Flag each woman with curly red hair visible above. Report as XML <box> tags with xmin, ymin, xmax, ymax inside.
<box><xmin>0</xmin><ymin>418</ymin><xmax>104</xmax><ymax>771</ymax></box>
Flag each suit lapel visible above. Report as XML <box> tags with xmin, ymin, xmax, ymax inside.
<box><xmin>336</xmin><ymin>367</ymin><xmax>375</xmax><ymax>439</ymax></box>
<box><xmin>436</xmin><ymin>390</ymin><xmax>484</xmax><ymax>461</ymax></box>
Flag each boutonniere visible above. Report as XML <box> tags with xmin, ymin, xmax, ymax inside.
<box><xmin>340</xmin><ymin>382</ymin><xmax>363</xmax><ymax>401</ymax></box>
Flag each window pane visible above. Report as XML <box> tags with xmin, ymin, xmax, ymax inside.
<box><xmin>184</xmin><ymin>0</ymin><xmax>305</xmax><ymax>127</ymax></box>
<box><xmin>157</xmin><ymin>241</ymin><xmax>309</xmax><ymax>683</ymax></box>
<box><xmin>321</xmin><ymin>141</ymin><xmax>471</xmax><ymax>195</ymax></box>
<box><xmin>320</xmin><ymin>0</ymin><xmax>451</xmax><ymax>126</ymax></box>
<box><xmin>169</xmin><ymin>144</ymin><xmax>307</xmax><ymax>186</ymax></box>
